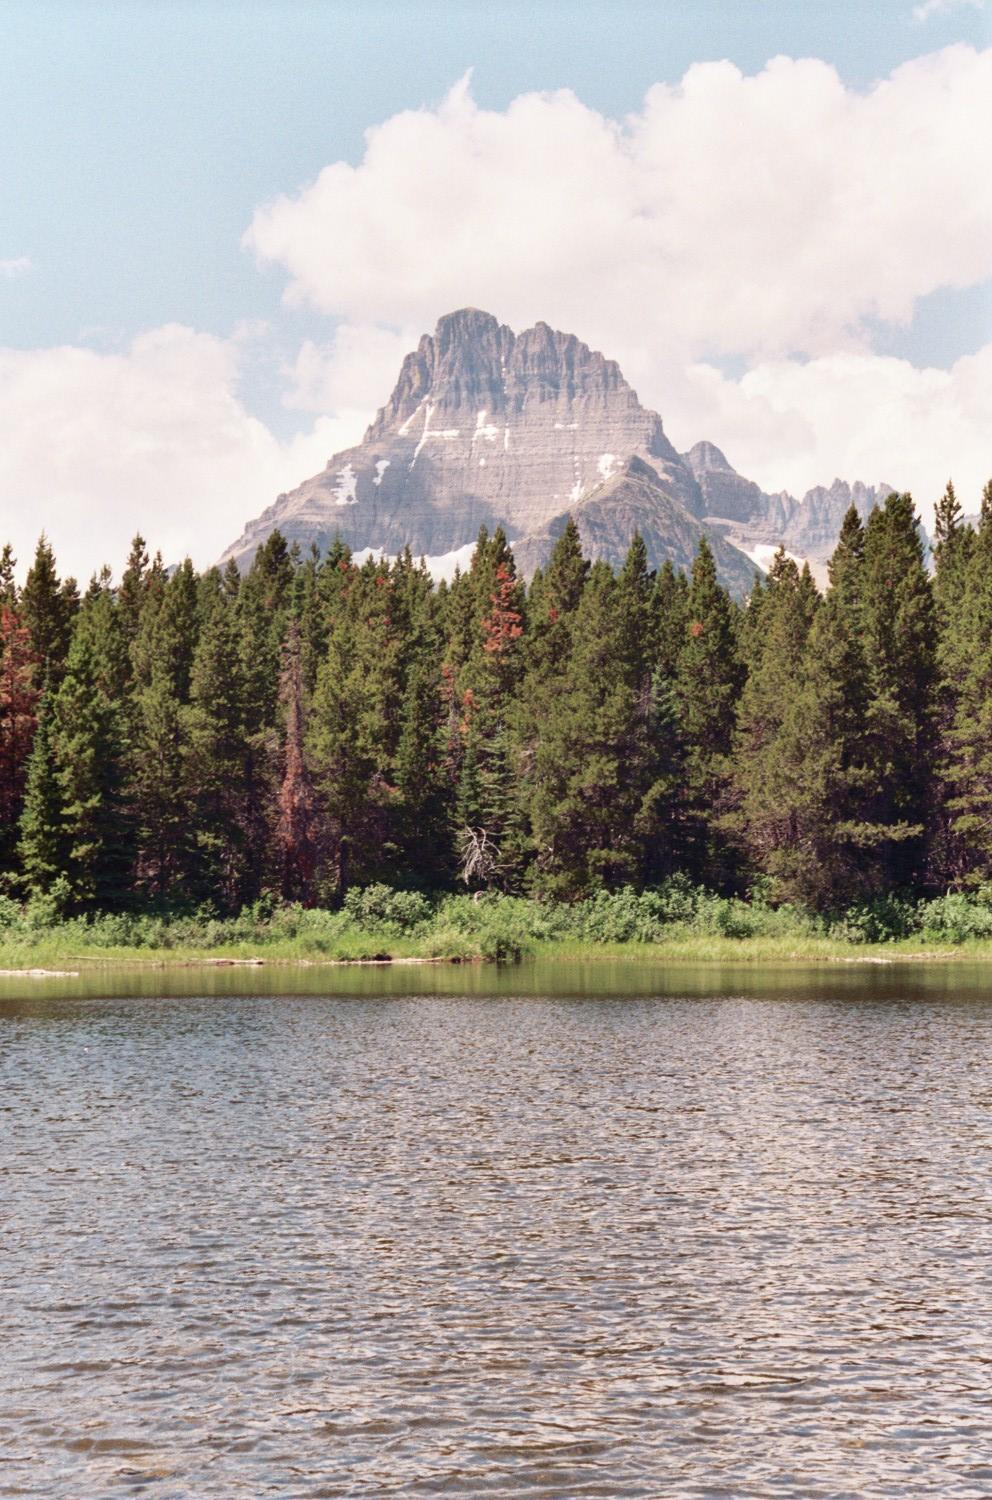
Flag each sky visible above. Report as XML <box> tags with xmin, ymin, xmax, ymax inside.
<box><xmin>1</xmin><ymin>0</ymin><xmax>990</xmax><ymax>579</ymax></box>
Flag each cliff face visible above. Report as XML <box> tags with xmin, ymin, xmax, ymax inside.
<box><xmin>684</xmin><ymin>441</ymin><xmax>891</xmax><ymax>564</ymax></box>
<box><xmin>221</xmin><ymin>308</ymin><xmax>888</xmax><ymax>593</ymax></box>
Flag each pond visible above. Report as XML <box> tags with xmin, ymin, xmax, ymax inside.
<box><xmin>2</xmin><ymin>961</ymin><xmax>990</xmax><ymax>1496</ymax></box>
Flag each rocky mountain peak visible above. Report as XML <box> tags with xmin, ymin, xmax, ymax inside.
<box><xmin>220</xmin><ymin>306</ymin><xmax>889</xmax><ymax>595</ymax></box>
<box><xmin>368</xmin><ymin>309</ymin><xmax>638</xmax><ymax>443</ymax></box>
<box><xmin>685</xmin><ymin>440</ymin><xmax>734</xmax><ymax>476</ymax></box>
<box><xmin>368</xmin><ymin>308</ymin><xmax>514</xmax><ymax>437</ymax></box>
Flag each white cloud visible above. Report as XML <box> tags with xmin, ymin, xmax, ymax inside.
<box><xmin>912</xmin><ymin>0</ymin><xmax>984</xmax><ymax>24</ymax></box>
<box><xmin>284</xmin><ymin>321</ymin><xmax>417</xmax><ymax>414</ymax></box>
<box><xmin>246</xmin><ymin>51</ymin><xmax>992</xmax><ymax>367</ymax></box>
<box><xmin>242</xmin><ymin>50</ymin><xmax>992</xmax><ymax>526</ymax></box>
<box><xmin>0</xmin><ymin>326</ymin><xmax>366</xmax><ymax>581</ymax></box>
<box><xmin>665</xmin><ymin>345</ymin><xmax>992</xmax><ymax>517</ymax></box>
<box><xmin>4</xmin><ymin>48</ymin><xmax>990</xmax><ymax>582</ymax></box>
<box><xmin>0</xmin><ymin>257</ymin><xmax>31</xmax><ymax>278</ymax></box>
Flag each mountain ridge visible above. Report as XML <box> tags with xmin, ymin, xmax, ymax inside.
<box><xmin>221</xmin><ymin>309</ymin><xmax>891</xmax><ymax>592</ymax></box>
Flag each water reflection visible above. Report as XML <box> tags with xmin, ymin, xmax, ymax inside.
<box><xmin>2</xmin><ymin>976</ymin><xmax>991</xmax><ymax>1496</ymax></box>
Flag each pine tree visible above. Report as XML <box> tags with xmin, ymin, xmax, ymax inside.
<box><xmin>932</xmin><ymin>480</ymin><xmax>972</xmax><ymax>624</ymax></box>
<box><xmin>942</xmin><ymin>479</ymin><xmax>992</xmax><ymax>884</ymax></box>
<box><xmin>118</xmin><ymin>534</ymin><xmax>150</xmax><ymax>654</ymax></box>
<box><xmin>292</xmin><ymin>544</ymin><xmax>325</xmax><ymax>694</ymax></box>
<box><xmin>394</xmin><ymin>660</ymin><xmax>453</xmax><ymax>887</ymax></box>
<box><xmin>523</xmin><ymin>554</ymin><xmax>677</xmax><ymax>897</ymax></box>
<box><xmin>0</xmin><ymin>606</ymin><xmax>40</xmax><ymax>869</ymax></box>
<box><xmin>674</xmin><ymin>537</ymin><xmax>744</xmax><ymax>885</ymax></box>
<box><xmin>130</xmin><ymin>557</ymin><xmax>198</xmax><ymax>701</ymax></box>
<box><xmin>237</xmin><ymin>530</ymin><xmax>295</xmax><ymax>736</ymax></box>
<box><xmin>447</xmin><ymin>530</ymin><xmax>528</xmax><ymax>888</ymax></box>
<box><xmin>756</xmin><ymin>588</ymin><xmax>872</xmax><ymax>908</ymax></box>
<box><xmin>48</xmin><ymin>609</ymin><xmax>134</xmax><ymax>910</ymax></box>
<box><xmin>857</xmin><ymin>492</ymin><xmax>938</xmax><ymax>890</ymax></box>
<box><xmin>796</xmin><ymin>562</ymin><xmax>820</xmax><ymax>633</ymax></box>
<box><xmin>131</xmin><ymin>670</ymin><xmax>191</xmax><ymax>903</ymax></box>
<box><xmin>308</xmin><ymin>556</ymin><xmax>415</xmax><ymax>891</ymax></box>
<box><xmin>18</xmin><ymin>695</ymin><xmax>66</xmax><ymax>898</ymax></box>
<box><xmin>275</xmin><ymin>621</ymin><xmax>320</xmax><ymax>902</ymax></box>
<box><xmin>20</xmin><ymin>536</ymin><xmax>77</xmax><ymax>689</ymax></box>
<box><xmin>183</xmin><ymin>591</ymin><xmax>252</xmax><ymax>910</ymax></box>
<box><xmin>828</xmin><ymin>504</ymin><xmax>866</xmax><ymax>611</ymax></box>
<box><xmin>733</xmin><ymin>549</ymin><xmax>819</xmax><ymax>880</ymax></box>
<box><xmin>615</xmin><ymin>532</ymin><xmax>653</xmax><ymax>681</ymax></box>
<box><xmin>650</xmin><ymin>560</ymin><xmax>690</xmax><ymax>680</ymax></box>
<box><xmin>0</xmin><ymin>545</ymin><xmax>17</xmax><ymax>608</ymax></box>
<box><xmin>525</xmin><ymin>517</ymin><xmax>589</xmax><ymax>680</ymax></box>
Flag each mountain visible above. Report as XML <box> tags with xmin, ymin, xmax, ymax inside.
<box><xmin>221</xmin><ymin>309</ymin><xmax>889</xmax><ymax>593</ymax></box>
<box><xmin>684</xmin><ymin>441</ymin><xmax>892</xmax><ymax>573</ymax></box>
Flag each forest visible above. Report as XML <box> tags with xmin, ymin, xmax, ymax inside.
<box><xmin>0</xmin><ymin>481</ymin><xmax>990</xmax><ymax>933</ymax></box>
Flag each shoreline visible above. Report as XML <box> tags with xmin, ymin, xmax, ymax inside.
<box><xmin>1</xmin><ymin>941</ymin><xmax>989</xmax><ymax>978</ymax></box>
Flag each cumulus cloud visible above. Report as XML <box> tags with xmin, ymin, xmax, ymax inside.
<box><xmin>0</xmin><ymin>257</ymin><xmax>32</xmax><ymax>278</ymax></box>
<box><xmin>0</xmin><ymin>326</ymin><xmax>366</xmax><ymax>581</ymax></box>
<box><xmin>284</xmin><ymin>321</ymin><xmax>417</xmax><ymax>414</ymax></box>
<box><xmin>241</xmin><ymin>50</ymin><xmax>992</xmax><ymax>522</ymax></box>
<box><xmin>665</xmin><ymin>345</ymin><xmax>992</xmax><ymax>516</ymax></box>
<box><xmin>5</xmin><ymin>48</ymin><xmax>990</xmax><ymax>581</ymax></box>
<box><xmin>246</xmin><ymin>51</ymin><xmax>992</xmax><ymax>366</ymax></box>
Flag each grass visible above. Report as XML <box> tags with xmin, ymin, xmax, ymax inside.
<box><xmin>3</xmin><ymin>883</ymin><xmax>992</xmax><ymax>970</ymax></box>
<box><xmin>530</xmin><ymin>934</ymin><xmax>982</xmax><ymax>965</ymax></box>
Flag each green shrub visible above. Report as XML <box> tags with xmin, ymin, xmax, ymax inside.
<box><xmin>914</xmin><ymin>892</ymin><xmax>992</xmax><ymax>944</ymax></box>
<box><xmin>576</xmin><ymin>889</ymin><xmax>666</xmax><ymax>943</ymax></box>
<box><xmin>343</xmin><ymin>884</ymin><xmax>433</xmax><ymax>931</ymax></box>
<box><xmin>828</xmin><ymin>895</ymin><xmax>915</xmax><ymax>944</ymax></box>
<box><xmin>24</xmin><ymin>876</ymin><xmax>73</xmax><ymax>929</ymax></box>
<box><xmin>0</xmin><ymin>894</ymin><xmax>23</xmax><ymax>930</ymax></box>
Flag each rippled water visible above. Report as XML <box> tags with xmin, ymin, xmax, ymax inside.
<box><xmin>2</xmin><ymin>967</ymin><xmax>991</xmax><ymax>1497</ymax></box>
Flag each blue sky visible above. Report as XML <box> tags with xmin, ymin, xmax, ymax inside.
<box><xmin>1</xmin><ymin>0</ymin><xmax>990</xmax><ymax>575</ymax></box>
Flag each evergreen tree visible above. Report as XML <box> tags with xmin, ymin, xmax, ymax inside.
<box><xmin>0</xmin><ymin>544</ymin><xmax>17</xmax><ymax>608</ymax></box>
<box><xmin>738</xmin><ymin>571</ymin><xmax>768</xmax><ymax>675</ymax></box>
<box><xmin>0</xmin><ymin>506</ymin><xmax>977</xmax><ymax>914</ymax></box>
<box><xmin>238</xmin><ymin>530</ymin><xmax>295</xmax><ymax>736</ymax></box>
<box><xmin>447</xmin><ymin>531</ymin><xmax>528</xmax><ymax>887</ymax></box>
<box><xmin>857</xmin><ymin>492</ymin><xmax>938</xmax><ymax>890</ymax></box>
<box><xmin>181</xmin><ymin>590</ymin><xmax>254</xmax><ymax>909</ymax></box>
<box><xmin>131</xmin><ymin>670</ymin><xmax>191</xmax><ymax>902</ymax></box>
<box><xmin>292</xmin><ymin>544</ymin><xmax>325</xmax><ymax>694</ymax></box>
<box><xmin>394</xmin><ymin>659</ymin><xmax>453</xmax><ymax>887</ymax></box>
<box><xmin>118</xmin><ymin>534</ymin><xmax>150</xmax><ymax>654</ymax></box>
<box><xmin>674</xmin><ymin>537</ymin><xmax>744</xmax><ymax>885</ymax></box>
<box><xmin>0</xmin><ymin>606</ymin><xmax>40</xmax><ymax>869</ymax></box>
<box><xmin>18</xmin><ymin>695</ymin><xmax>66</xmax><ymax>898</ymax></box>
<box><xmin>755</xmin><ymin>588</ymin><xmax>872</xmax><ymax>908</ymax></box>
<box><xmin>525</xmin><ymin>517</ymin><xmax>589</xmax><ymax>679</ymax></box>
<box><xmin>614</xmin><ymin>532</ymin><xmax>653</xmax><ymax>681</ymax></box>
<box><xmin>308</xmin><ymin>550</ymin><xmax>436</xmax><ymax>891</ymax></box>
<box><xmin>828</xmin><ymin>505</ymin><xmax>866</xmax><ymax>614</ymax></box>
<box><xmin>48</xmin><ymin>611</ymin><xmax>134</xmax><ymax>910</ymax></box>
<box><xmin>733</xmin><ymin>549</ymin><xmax>819</xmax><ymax>880</ymax></box>
<box><xmin>650</xmin><ymin>560</ymin><xmax>690</xmax><ymax>680</ymax></box>
<box><xmin>932</xmin><ymin>480</ymin><xmax>972</xmax><ymax>629</ymax></box>
<box><xmin>275</xmin><ymin>621</ymin><xmax>320</xmax><ymax>902</ymax></box>
<box><xmin>942</xmin><ymin>479</ymin><xmax>992</xmax><ymax>884</ymax></box>
<box><xmin>523</xmin><ymin>554</ymin><xmax>677</xmax><ymax>897</ymax></box>
<box><xmin>20</xmin><ymin>536</ymin><xmax>77</xmax><ymax>688</ymax></box>
<box><xmin>796</xmin><ymin>562</ymin><xmax>820</xmax><ymax>632</ymax></box>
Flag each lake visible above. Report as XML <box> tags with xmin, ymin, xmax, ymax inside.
<box><xmin>2</xmin><ymin>961</ymin><xmax>990</xmax><ymax>1497</ymax></box>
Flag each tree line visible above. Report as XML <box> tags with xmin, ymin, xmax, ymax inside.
<box><xmin>0</xmin><ymin>479</ymin><xmax>989</xmax><ymax>917</ymax></box>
